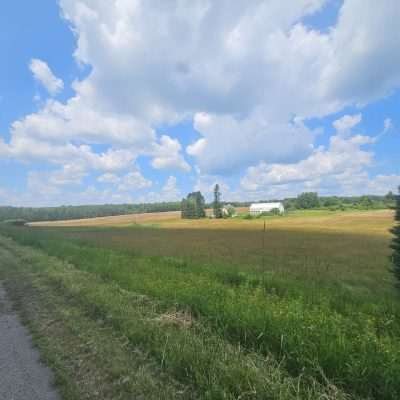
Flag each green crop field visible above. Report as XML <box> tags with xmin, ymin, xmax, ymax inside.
<box><xmin>1</xmin><ymin>209</ymin><xmax>399</xmax><ymax>399</ymax></box>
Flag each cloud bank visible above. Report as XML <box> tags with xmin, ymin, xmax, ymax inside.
<box><xmin>1</xmin><ymin>0</ymin><xmax>400</xmax><ymax>205</ymax></box>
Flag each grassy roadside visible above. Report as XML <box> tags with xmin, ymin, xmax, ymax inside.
<box><xmin>0</xmin><ymin>235</ymin><xmax>353</xmax><ymax>400</ymax></box>
<box><xmin>0</xmin><ymin>236</ymin><xmax>192</xmax><ymax>400</ymax></box>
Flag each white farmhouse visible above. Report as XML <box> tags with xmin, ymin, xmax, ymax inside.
<box><xmin>249</xmin><ymin>202</ymin><xmax>284</xmax><ymax>215</ymax></box>
<box><xmin>222</xmin><ymin>204</ymin><xmax>237</xmax><ymax>217</ymax></box>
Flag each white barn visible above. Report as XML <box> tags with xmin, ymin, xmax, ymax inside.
<box><xmin>249</xmin><ymin>202</ymin><xmax>284</xmax><ymax>215</ymax></box>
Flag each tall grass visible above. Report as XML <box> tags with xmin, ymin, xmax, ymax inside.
<box><xmin>0</xmin><ymin>235</ymin><xmax>352</xmax><ymax>400</ymax></box>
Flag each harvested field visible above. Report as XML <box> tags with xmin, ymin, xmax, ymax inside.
<box><xmin>28</xmin><ymin>210</ymin><xmax>182</xmax><ymax>227</ymax></box>
<box><xmin>28</xmin><ymin>207</ymin><xmax>251</xmax><ymax>227</ymax></box>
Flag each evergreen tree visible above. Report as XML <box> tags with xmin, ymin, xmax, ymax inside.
<box><xmin>213</xmin><ymin>184</ymin><xmax>222</xmax><ymax>218</ymax></box>
<box><xmin>391</xmin><ymin>186</ymin><xmax>400</xmax><ymax>284</ymax></box>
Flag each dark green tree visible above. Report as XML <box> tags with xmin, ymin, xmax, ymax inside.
<box><xmin>193</xmin><ymin>192</ymin><xmax>206</xmax><ymax>218</ymax></box>
<box><xmin>322</xmin><ymin>196</ymin><xmax>340</xmax><ymax>207</ymax></box>
<box><xmin>358</xmin><ymin>195</ymin><xmax>374</xmax><ymax>209</ymax></box>
<box><xmin>213</xmin><ymin>184</ymin><xmax>222</xmax><ymax>218</ymax></box>
<box><xmin>296</xmin><ymin>192</ymin><xmax>320</xmax><ymax>209</ymax></box>
<box><xmin>390</xmin><ymin>186</ymin><xmax>400</xmax><ymax>285</ymax></box>
<box><xmin>181</xmin><ymin>192</ymin><xmax>205</xmax><ymax>219</ymax></box>
<box><xmin>386</xmin><ymin>191</ymin><xmax>395</xmax><ymax>201</ymax></box>
<box><xmin>180</xmin><ymin>199</ymin><xmax>189</xmax><ymax>218</ymax></box>
<box><xmin>385</xmin><ymin>191</ymin><xmax>396</xmax><ymax>208</ymax></box>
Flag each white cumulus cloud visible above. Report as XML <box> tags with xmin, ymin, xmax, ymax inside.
<box><xmin>141</xmin><ymin>175</ymin><xmax>182</xmax><ymax>203</ymax></box>
<box><xmin>2</xmin><ymin>0</ymin><xmax>400</xmax><ymax>205</ymax></box>
<box><xmin>240</xmin><ymin>114</ymin><xmax>389</xmax><ymax>197</ymax></box>
<box><xmin>30</xmin><ymin>59</ymin><xmax>64</xmax><ymax>95</ymax></box>
<box><xmin>333</xmin><ymin>114</ymin><xmax>362</xmax><ymax>134</ymax></box>
<box><xmin>117</xmin><ymin>170</ymin><xmax>152</xmax><ymax>192</ymax></box>
<box><xmin>151</xmin><ymin>135</ymin><xmax>191</xmax><ymax>172</ymax></box>
<box><xmin>97</xmin><ymin>173</ymin><xmax>120</xmax><ymax>184</ymax></box>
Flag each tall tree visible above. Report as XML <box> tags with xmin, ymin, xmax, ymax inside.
<box><xmin>391</xmin><ymin>186</ymin><xmax>400</xmax><ymax>285</ymax></box>
<box><xmin>194</xmin><ymin>192</ymin><xmax>206</xmax><ymax>218</ymax></box>
<box><xmin>385</xmin><ymin>191</ymin><xmax>396</xmax><ymax>207</ymax></box>
<box><xmin>213</xmin><ymin>184</ymin><xmax>222</xmax><ymax>218</ymax></box>
<box><xmin>385</xmin><ymin>191</ymin><xmax>395</xmax><ymax>201</ymax></box>
<box><xmin>181</xmin><ymin>192</ymin><xmax>205</xmax><ymax>219</ymax></box>
<box><xmin>296</xmin><ymin>192</ymin><xmax>320</xmax><ymax>209</ymax></box>
<box><xmin>358</xmin><ymin>195</ymin><xmax>374</xmax><ymax>209</ymax></box>
<box><xmin>181</xmin><ymin>199</ymin><xmax>189</xmax><ymax>219</ymax></box>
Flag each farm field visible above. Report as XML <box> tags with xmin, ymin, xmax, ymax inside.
<box><xmin>28</xmin><ymin>209</ymin><xmax>183</xmax><ymax>227</ymax></box>
<box><xmin>28</xmin><ymin>208</ymin><xmax>390</xmax><ymax>234</ymax></box>
<box><xmin>27</xmin><ymin>210</ymin><xmax>395</xmax><ymax>291</ymax></box>
<box><xmin>1</xmin><ymin>209</ymin><xmax>399</xmax><ymax>399</ymax></box>
<box><xmin>27</xmin><ymin>207</ymin><xmax>249</xmax><ymax>227</ymax></box>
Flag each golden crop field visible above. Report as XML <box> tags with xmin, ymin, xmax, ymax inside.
<box><xmin>28</xmin><ymin>209</ymin><xmax>182</xmax><ymax>227</ymax></box>
<box><xmin>30</xmin><ymin>208</ymin><xmax>393</xmax><ymax>237</ymax></box>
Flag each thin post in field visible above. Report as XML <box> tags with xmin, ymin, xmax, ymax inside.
<box><xmin>262</xmin><ymin>220</ymin><xmax>266</xmax><ymax>271</ymax></box>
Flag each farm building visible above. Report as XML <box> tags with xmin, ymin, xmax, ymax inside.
<box><xmin>222</xmin><ymin>204</ymin><xmax>237</xmax><ymax>217</ymax></box>
<box><xmin>249</xmin><ymin>202</ymin><xmax>284</xmax><ymax>215</ymax></box>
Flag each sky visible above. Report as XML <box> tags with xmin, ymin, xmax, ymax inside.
<box><xmin>0</xmin><ymin>0</ymin><xmax>399</xmax><ymax>206</ymax></box>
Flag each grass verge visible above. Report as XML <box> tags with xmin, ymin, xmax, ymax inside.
<box><xmin>0</xmin><ymin>236</ymin><xmax>193</xmax><ymax>400</ymax></box>
<box><xmin>0</xmin><ymin>235</ymin><xmax>356</xmax><ymax>399</ymax></box>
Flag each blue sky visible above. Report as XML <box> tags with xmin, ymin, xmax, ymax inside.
<box><xmin>1</xmin><ymin>0</ymin><xmax>399</xmax><ymax>206</ymax></box>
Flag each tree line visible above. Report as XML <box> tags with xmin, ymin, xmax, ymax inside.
<box><xmin>0</xmin><ymin>202</ymin><xmax>181</xmax><ymax>223</ymax></box>
<box><xmin>0</xmin><ymin>191</ymin><xmax>395</xmax><ymax>223</ymax></box>
<box><xmin>283</xmin><ymin>192</ymin><xmax>396</xmax><ymax>211</ymax></box>
<box><xmin>180</xmin><ymin>188</ymin><xmax>398</xmax><ymax>220</ymax></box>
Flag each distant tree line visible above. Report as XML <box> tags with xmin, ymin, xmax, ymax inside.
<box><xmin>283</xmin><ymin>192</ymin><xmax>396</xmax><ymax>211</ymax></box>
<box><xmin>0</xmin><ymin>202</ymin><xmax>181</xmax><ymax>223</ymax></box>
<box><xmin>203</xmin><ymin>193</ymin><xmax>395</xmax><ymax>212</ymax></box>
<box><xmin>1</xmin><ymin>191</ymin><xmax>395</xmax><ymax>224</ymax></box>
<box><xmin>180</xmin><ymin>189</ymin><xmax>396</xmax><ymax>220</ymax></box>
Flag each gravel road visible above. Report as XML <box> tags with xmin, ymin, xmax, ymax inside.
<box><xmin>0</xmin><ymin>283</ymin><xmax>60</xmax><ymax>400</ymax></box>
